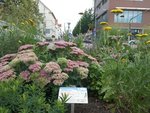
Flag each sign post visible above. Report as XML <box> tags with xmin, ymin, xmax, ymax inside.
<box><xmin>58</xmin><ymin>87</ymin><xmax>88</xmax><ymax>113</ymax></box>
<box><xmin>71</xmin><ymin>103</ymin><xmax>75</xmax><ymax>113</ymax></box>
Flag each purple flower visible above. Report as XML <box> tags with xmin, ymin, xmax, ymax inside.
<box><xmin>14</xmin><ymin>50</ymin><xmax>38</xmax><ymax>64</ymax></box>
<box><xmin>67</xmin><ymin>60</ymin><xmax>79</xmax><ymax>69</ymax></box>
<box><xmin>0</xmin><ymin>62</ymin><xmax>9</xmax><ymax>68</ymax></box>
<box><xmin>20</xmin><ymin>70</ymin><xmax>30</xmax><ymax>80</ymax></box>
<box><xmin>0</xmin><ymin>65</ymin><xmax>11</xmax><ymax>74</ymax></box>
<box><xmin>40</xmin><ymin>70</ymin><xmax>48</xmax><ymax>77</ymax></box>
<box><xmin>77</xmin><ymin>61</ymin><xmax>89</xmax><ymax>68</ymax></box>
<box><xmin>70</xmin><ymin>47</ymin><xmax>85</xmax><ymax>55</ymax></box>
<box><xmin>54</xmin><ymin>41</ymin><xmax>68</xmax><ymax>47</ymax></box>
<box><xmin>0</xmin><ymin>69</ymin><xmax>15</xmax><ymax>81</ymax></box>
<box><xmin>44</xmin><ymin>62</ymin><xmax>61</xmax><ymax>73</ymax></box>
<box><xmin>55</xmin><ymin>45</ymin><xmax>65</xmax><ymax>49</ymax></box>
<box><xmin>37</xmin><ymin>41</ymin><xmax>49</xmax><ymax>46</ymax></box>
<box><xmin>29</xmin><ymin>63</ymin><xmax>41</xmax><ymax>72</ymax></box>
<box><xmin>54</xmin><ymin>41</ymin><xmax>76</xmax><ymax>48</ymax></box>
<box><xmin>64</xmin><ymin>68</ymin><xmax>73</xmax><ymax>72</ymax></box>
<box><xmin>0</xmin><ymin>54</ymin><xmax>16</xmax><ymax>62</ymax></box>
<box><xmin>18</xmin><ymin>44</ymin><xmax>34</xmax><ymax>51</ymax></box>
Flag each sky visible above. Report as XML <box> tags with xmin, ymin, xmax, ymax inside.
<box><xmin>40</xmin><ymin>0</ymin><xmax>93</xmax><ymax>31</ymax></box>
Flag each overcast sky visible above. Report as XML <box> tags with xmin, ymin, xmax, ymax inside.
<box><xmin>40</xmin><ymin>0</ymin><xmax>93</xmax><ymax>31</ymax></box>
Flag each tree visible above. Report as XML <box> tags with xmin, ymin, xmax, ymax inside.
<box><xmin>0</xmin><ymin>0</ymin><xmax>42</xmax><ymax>27</ymax></box>
<box><xmin>72</xmin><ymin>8</ymin><xmax>94</xmax><ymax>36</ymax></box>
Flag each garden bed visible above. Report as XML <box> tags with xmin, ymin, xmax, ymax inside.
<box><xmin>74</xmin><ymin>96</ymin><xmax>110</xmax><ymax>113</ymax></box>
<box><xmin>66</xmin><ymin>93</ymin><xmax>111</xmax><ymax>113</ymax></box>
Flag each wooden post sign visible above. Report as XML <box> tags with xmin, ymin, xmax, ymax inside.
<box><xmin>58</xmin><ymin>87</ymin><xmax>88</xmax><ymax>104</ymax></box>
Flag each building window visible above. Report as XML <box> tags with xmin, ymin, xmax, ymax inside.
<box><xmin>114</xmin><ymin>10</ymin><xmax>143</xmax><ymax>23</ymax></box>
<box><xmin>98</xmin><ymin>12</ymin><xmax>108</xmax><ymax>22</ymax></box>
<box><xmin>96</xmin><ymin>12</ymin><xmax>108</xmax><ymax>29</ymax></box>
<box><xmin>101</xmin><ymin>0</ymin><xmax>108</xmax><ymax>5</ymax></box>
<box><xmin>96</xmin><ymin>0</ymin><xmax>108</xmax><ymax>9</ymax></box>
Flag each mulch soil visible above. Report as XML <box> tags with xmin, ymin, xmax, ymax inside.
<box><xmin>66</xmin><ymin>95</ymin><xmax>112</xmax><ymax>113</ymax></box>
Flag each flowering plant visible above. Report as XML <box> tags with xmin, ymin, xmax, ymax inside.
<box><xmin>0</xmin><ymin>40</ymin><xmax>99</xmax><ymax>87</ymax></box>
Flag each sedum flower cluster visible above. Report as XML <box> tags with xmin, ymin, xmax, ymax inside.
<box><xmin>0</xmin><ymin>54</ymin><xmax>16</xmax><ymax>81</ymax></box>
<box><xmin>76</xmin><ymin>67</ymin><xmax>89</xmax><ymax>79</ymax></box>
<box><xmin>70</xmin><ymin>47</ymin><xmax>97</xmax><ymax>61</ymax></box>
<box><xmin>44</xmin><ymin>62</ymin><xmax>68</xmax><ymax>85</ymax></box>
<box><xmin>9</xmin><ymin>45</ymin><xmax>38</xmax><ymax>66</ymax></box>
<box><xmin>64</xmin><ymin>60</ymin><xmax>89</xmax><ymax>79</ymax></box>
<box><xmin>54</xmin><ymin>40</ymin><xmax>77</xmax><ymax>48</ymax></box>
<box><xmin>0</xmin><ymin>41</ymin><xmax>98</xmax><ymax>86</ymax></box>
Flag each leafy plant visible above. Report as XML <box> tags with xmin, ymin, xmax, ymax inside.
<box><xmin>87</xmin><ymin>26</ymin><xmax>150</xmax><ymax>112</ymax></box>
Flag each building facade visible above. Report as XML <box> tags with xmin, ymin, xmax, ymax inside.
<box><xmin>38</xmin><ymin>0</ymin><xmax>62</xmax><ymax>41</ymax></box>
<box><xmin>94</xmin><ymin>0</ymin><xmax>150</xmax><ymax>34</ymax></box>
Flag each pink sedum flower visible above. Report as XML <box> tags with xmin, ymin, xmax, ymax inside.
<box><xmin>67</xmin><ymin>60</ymin><xmax>79</xmax><ymax>69</ymax></box>
<box><xmin>0</xmin><ymin>69</ymin><xmax>15</xmax><ymax>81</ymax></box>
<box><xmin>53</xmin><ymin>79</ymin><xmax>64</xmax><ymax>86</ymax></box>
<box><xmin>54</xmin><ymin>41</ymin><xmax>76</xmax><ymax>48</ymax></box>
<box><xmin>37</xmin><ymin>41</ymin><xmax>49</xmax><ymax>46</ymax></box>
<box><xmin>77</xmin><ymin>61</ymin><xmax>89</xmax><ymax>68</ymax></box>
<box><xmin>40</xmin><ymin>70</ymin><xmax>48</xmax><ymax>77</ymax></box>
<box><xmin>29</xmin><ymin>63</ymin><xmax>41</xmax><ymax>72</ymax></box>
<box><xmin>70</xmin><ymin>47</ymin><xmax>85</xmax><ymax>55</ymax></box>
<box><xmin>44</xmin><ymin>62</ymin><xmax>61</xmax><ymax>74</ymax></box>
<box><xmin>0</xmin><ymin>54</ymin><xmax>16</xmax><ymax>62</ymax></box>
<box><xmin>64</xmin><ymin>68</ymin><xmax>73</xmax><ymax>72</ymax></box>
<box><xmin>18</xmin><ymin>44</ymin><xmax>34</xmax><ymax>51</ymax></box>
<box><xmin>20</xmin><ymin>70</ymin><xmax>30</xmax><ymax>80</ymax></box>
<box><xmin>55</xmin><ymin>45</ymin><xmax>66</xmax><ymax>49</ymax></box>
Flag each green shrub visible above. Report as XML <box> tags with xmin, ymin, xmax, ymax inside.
<box><xmin>0</xmin><ymin>77</ymin><xmax>66</xmax><ymax>113</ymax></box>
<box><xmin>86</xmin><ymin>26</ymin><xmax>150</xmax><ymax>112</ymax></box>
<box><xmin>0</xmin><ymin>78</ymin><xmax>50</xmax><ymax>113</ymax></box>
<box><xmin>0</xmin><ymin>23</ymin><xmax>40</xmax><ymax>57</ymax></box>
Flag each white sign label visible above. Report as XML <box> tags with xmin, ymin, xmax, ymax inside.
<box><xmin>58</xmin><ymin>87</ymin><xmax>88</xmax><ymax>104</ymax></box>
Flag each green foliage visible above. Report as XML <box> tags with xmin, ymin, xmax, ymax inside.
<box><xmin>73</xmin><ymin>34</ymin><xmax>84</xmax><ymax>48</ymax></box>
<box><xmin>1</xmin><ymin>0</ymin><xmax>42</xmax><ymax>25</ymax></box>
<box><xmin>73</xmin><ymin>8</ymin><xmax>94</xmax><ymax>36</ymax></box>
<box><xmin>0</xmin><ymin>78</ymin><xmax>50</xmax><ymax>113</ymax></box>
<box><xmin>101</xmin><ymin>56</ymin><xmax>150</xmax><ymax>113</ymax></box>
<box><xmin>0</xmin><ymin>77</ymin><xmax>66</xmax><ymax>113</ymax></box>
<box><xmin>34</xmin><ymin>45</ymin><xmax>52</xmax><ymax>62</ymax></box>
<box><xmin>57</xmin><ymin>57</ymin><xmax>68</xmax><ymax>69</ymax></box>
<box><xmin>87</xmin><ymin>26</ymin><xmax>150</xmax><ymax>112</ymax></box>
<box><xmin>59</xmin><ymin>93</ymin><xmax>71</xmax><ymax>103</ymax></box>
<box><xmin>0</xmin><ymin>107</ymin><xmax>10</xmax><ymax>113</ymax></box>
<box><xmin>0</xmin><ymin>0</ymin><xmax>43</xmax><ymax>57</ymax></box>
<box><xmin>50</xmin><ymin>100</ymin><xmax>67</xmax><ymax>113</ymax></box>
<box><xmin>63</xmin><ymin>32</ymin><xmax>70</xmax><ymax>42</ymax></box>
<box><xmin>88</xmin><ymin>62</ymin><xmax>104</xmax><ymax>94</ymax></box>
<box><xmin>0</xmin><ymin>23</ymin><xmax>40</xmax><ymax>57</ymax></box>
<box><xmin>96</xmin><ymin>27</ymin><xmax>128</xmax><ymax>47</ymax></box>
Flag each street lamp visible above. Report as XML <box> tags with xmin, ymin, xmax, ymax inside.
<box><xmin>67</xmin><ymin>22</ymin><xmax>71</xmax><ymax>32</ymax></box>
<box><xmin>128</xmin><ymin>12</ymin><xmax>143</xmax><ymax>41</ymax></box>
<box><xmin>78</xmin><ymin>12</ymin><xmax>83</xmax><ymax>33</ymax></box>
